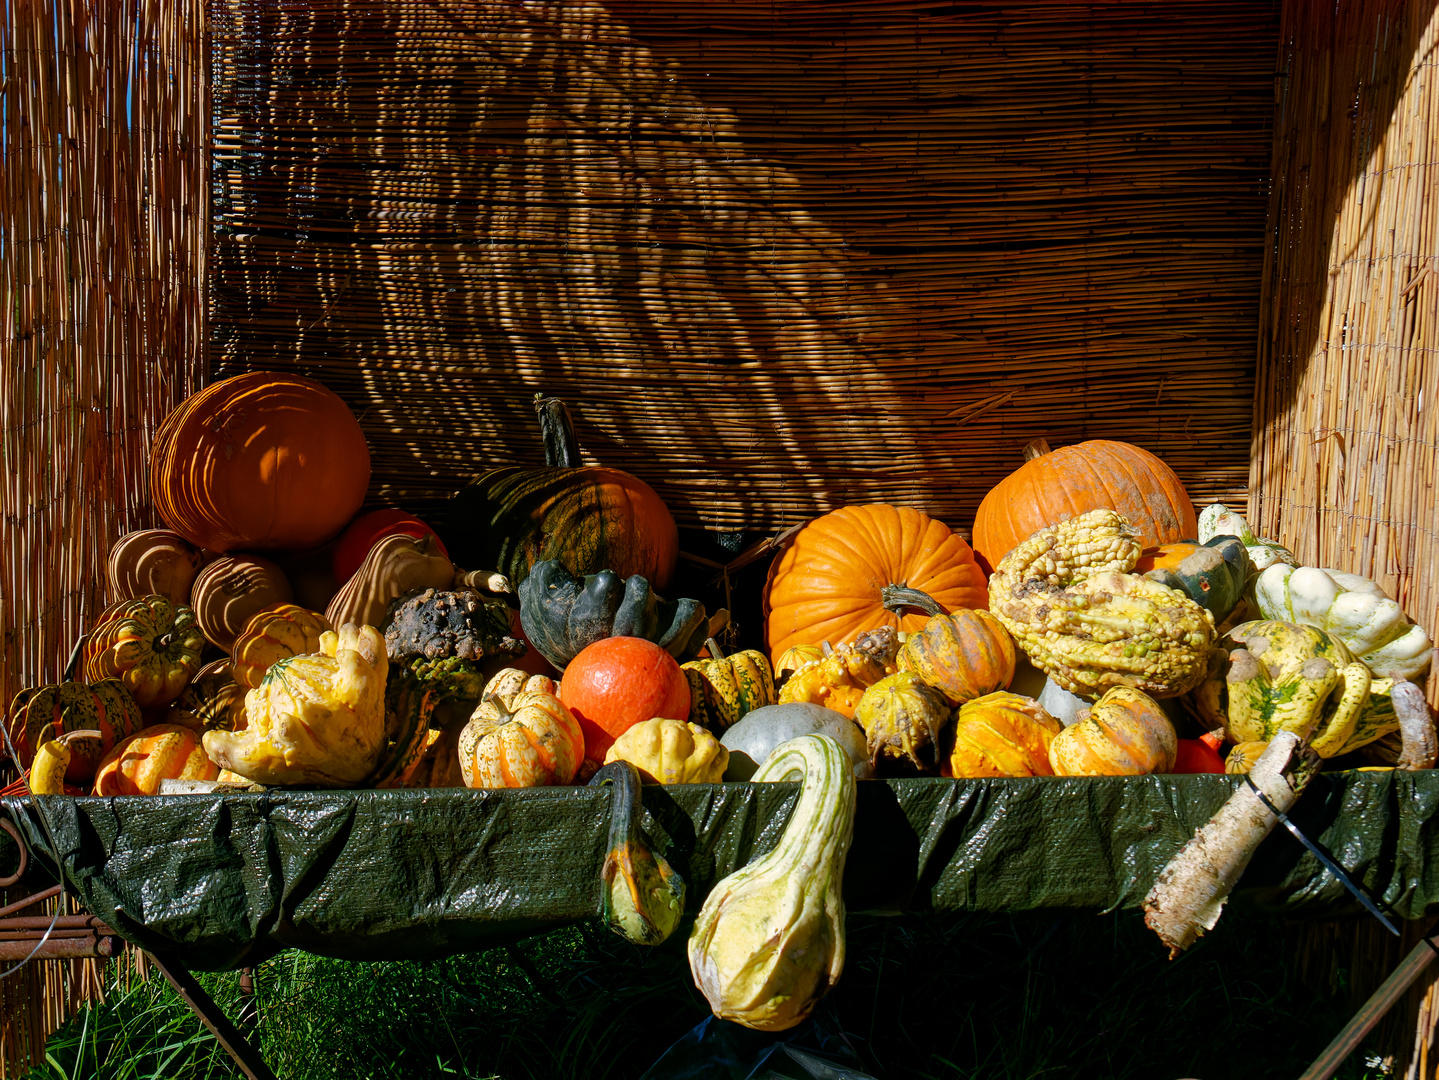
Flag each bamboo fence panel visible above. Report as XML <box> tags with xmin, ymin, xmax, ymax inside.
<box><xmin>1253</xmin><ymin>1</ymin><xmax>1439</xmax><ymax>1076</ymax></box>
<box><xmin>209</xmin><ymin>0</ymin><xmax>1279</xmax><ymax>534</ymax></box>
<box><xmin>0</xmin><ymin>0</ymin><xmax>208</xmax><ymax>1072</ymax></box>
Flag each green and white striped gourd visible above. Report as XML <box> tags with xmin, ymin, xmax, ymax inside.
<box><xmin>688</xmin><ymin>733</ymin><xmax>856</xmax><ymax>1031</ymax></box>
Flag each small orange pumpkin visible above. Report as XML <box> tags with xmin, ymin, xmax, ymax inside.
<box><xmin>231</xmin><ymin>604</ymin><xmax>332</xmax><ymax>689</ymax></box>
<box><xmin>945</xmin><ymin>692</ymin><xmax>1062</xmax><ymax>778</ymax></box>
<box><xmin>458</xmin><ymin>685</ymin><xmax>585</xmax><ymax>789</ymax></box>
<box><xmin>887</xmin><ymin>587</ymin><xmax>1015</xmax><ymax>706</ymax></box>
<box><xmin>173</xmin><ymin>659</ymin><xmax>247</xmax><ymax>732</ymax></box>
<box><xmin>1048</xmin><ymin>687</ymin><xmax>1177</xmax><ymax>776</ymax></box>
<box><xmin>92</xmin><ymin>723</ymin><xmax>219</xmax><ymax>796</ymax></box>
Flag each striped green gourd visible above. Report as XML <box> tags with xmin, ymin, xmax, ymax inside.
<box><xmin>682</xmin><ymin>639</ymin><xmax>776</xmax><ymax>732</ymax></box>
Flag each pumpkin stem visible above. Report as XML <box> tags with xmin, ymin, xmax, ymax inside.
<box><xmin>704</xmin><ymin>637</ymin><xmax>724</xmax><ymax>660</ymax></box>
<box><xmin>880</xmin><ymin>584</ymin><xmax>944</xmax><ymax>618</ymax></box>
<box><xmin>481</xmin><ymin>692</ymin><xmax>515</xmax><ymax>724</ymax></box>
<box><xmin>61</xmin><ymin>632</ymin><xmax>88</xmax><ymax>683</ymax></box>
<box><xmin>821</xmin><ymin>640</ymin><xmax>835</xmax><ymax>657</ymax></box>
<box><xmin>1022</xmin><ymin>438</ymin><xmax>1052</xmax><ymax>461</ymax></box>
<box><xmin>533</xmin><ymin>393</ymin><xmax>580</xmax><ymax>469</ymax></box>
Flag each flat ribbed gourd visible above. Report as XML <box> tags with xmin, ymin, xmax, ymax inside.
<box><xmin>989</xmin><ymin>509</ymin><xmax>1215</xmax><ymax>700</ymax></box>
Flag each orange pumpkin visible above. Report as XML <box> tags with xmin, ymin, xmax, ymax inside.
<box><xmin>191</xmin><ymin>555</ymin><xmax>294</xmax><ymax>653</ymax></box>
<box><xmin>107</xmin><ymin>529</ymin><xmax>206</xmax><ymax>605</ymax></box>
<box><xmin>150</xmin><ymin>371</ymin><xmax>371</xmax><ymax>553</ymax></box>
<box><xmin>231</xmin><ymin>604</ymin><xmax>332</xmax><ymax>689</ymax></box>
<box><xmin>763</xmin><ymin>504</ymin><xmax>989</xmax><ymax>666</ymax></box>
<box><xmin>558</xmin><ymin>637</ymin><xmax>690</xmax><ymax>763</ymax></box>
<box><xmin>946</xmin><ymin>692</ymin><xmax>1062</xmax><ymax>778</ymax></box>
<box><xmin>1048</xmin><ymin>687</ymin><xmax>1178</xmax><ymax>777</ymax></box>
<box><xmin>971</xmin><ymin>439</ymin><xmax>1196</xmax><ymax>573</ymax></box>
<box><xmin>888</xmin><ymin>587</ymin><xmax>1015</xmax><ymax>706</ymax></box>
<box><xmin>92</xmin><ymin>723</ymin><xmax>219</xmax><ymax>796</ymax></box>
<box><xmin>777</xmin><ymin>628</ymin><xmax>900</xmax><ymax>720</ymax></box>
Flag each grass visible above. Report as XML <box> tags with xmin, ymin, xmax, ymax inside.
<box><xmin>25</xmin><ymin>906</ymin><xmax>1393</xmax><ymax>1080</ymax></box>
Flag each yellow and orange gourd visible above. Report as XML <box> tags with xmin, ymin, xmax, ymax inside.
<box><xmin>92</xmin><ymin>724</ymin><xmax>218</xmax><ymax>796</ymax></box>
<box><xmin>946</xmin><ymin>692</ymin><xmax>1062</xmax><ymax>778</ymax></box>
<box><xmin>458</xmin><ymin>669</ymin><xmax>584</xmax><ymax>788</ymax></box>
<box><xmin>1048</xmin><ymin>687</ymin><xmax>1177</xmax><ymax>776</ymax></box>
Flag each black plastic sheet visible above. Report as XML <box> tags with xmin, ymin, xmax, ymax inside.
<box><xmin>3</xmin><ymin>770</ymin><xmax>1436</xmax><ymax>971</ymax></box>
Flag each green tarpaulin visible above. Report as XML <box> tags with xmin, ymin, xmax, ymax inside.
<box><xmin>3</xmin><ymin>770</ymin><xmax>1436</xmax><ymax>971</ymax></box>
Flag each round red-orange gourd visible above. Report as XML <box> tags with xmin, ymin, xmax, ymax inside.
<box><xmin>559</xmin><ymin>637</ymin><xmax>690</xmax><ymax>763</ymax></box>
<box><xmin>971</xmin><ymin>439</ymin><xmax>1196</xmax><ymax>574</ymax></box>
<box><xmin>150</xmin><ymin>372</ymin><xmax>371</xmax><ymax>553</ymax></box>
<box><xmin>763</xmin><ymin>504</ymin><xmax>988</xmax><ymax>668</ymax></box>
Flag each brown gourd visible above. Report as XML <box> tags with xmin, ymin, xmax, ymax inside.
<box><xmin>325</xmin><ymin>533</ymin><xmax>454</xmax><ymax>631</ymax></box>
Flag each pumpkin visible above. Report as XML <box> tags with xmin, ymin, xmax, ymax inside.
<box><xmin>720</xmin><ymin>702</ymin><xmax>872</xmax><ymax>781</ymax></box>
<box><xmin>107</xmin><ymin>529</ymin><xmax>206</xmax><ymax>605</ymax></box>
<box><xmin>517</xmin><ymin>559</ymin><xmax>707</xmax><ymax>671</ymax></box>
<box><xmin>604</xmin><ymin>717</ymin><xmax>728</xmax><ymax>785</ymax></box>
<box><xmin>886</xmin><ymin>586</ymin><xmax>1016</xmax><ymax>706</ymax></box>
<box><xmin>191</xmin><ymin>555</ymin><xmax>294</xmax><ymax>653</ymax></box>
<box><xmin>173</xmin><ymin>660</ymin><xmax>247</xmax><ymax>732</ymax></box>
<box><xmin>1224</xmin><ymin>740</ymin><xmax>1269</xmax><ymax>775</ymax></box>
<box><xmin>1137</xmin><ymin>536</ymin><xmax>1251</xmax><ymax>624</ymax></box>
<box><xmin>1173</xmin><ymin>732</ymin><xmax>1227</xmax><ymax>774</ymax></box>
<box><xmin>774</xmin><ymin>644</ymin><xmax>823</xmax><ymax>686</ymax></box>
<box><xmin>853</xmin><ymin>671</ymin><xmax>953</xmax><ymax>774</ymax></box>
<box><xmin>682</xmin><ymin>639</ymin><xmax>776</xmax><ymax>733</ymax></box>
<box><xmin>324</xmin><ymin>533</ymin><xmax>454</xmax><ymax>632</ymax></box>
<box><xmin>149</xmin><ymin>371</ymin><xmax>371</xmax><ymax>553</ymax></box>
<box><xmin>6</xmin><ymin>677</ymin><xmax>143</xmax><ymax>784</ymax></box>
<box><xmin>457</xmin><ymin>687</ymin><xmax>585</xmax><ymax>788</ymax></box>
<box><xmin>971</xmin><ymin>438</ymin><xmax>1197</xmax><ymax>572</ymax></box>
<box><xmin>559</xmin><ymin>637</ymin><xmax>691</xmax><ymax>763</ymax></box>
<box><xmin>445</xmin><ymin>394</ymin><xmax>678</xmax><ymax>589</ymax></box>
<box><xmin>1048</xmin><ymin>687</ymin><xmax>1178</xmax><ymax>776</ymax></box>
<box><xmin>763</xmin><ymin>504</ymin><xmax>988</xmax><ymax>665</ymax></box>
<box><xmin>332</xmin><ymin>508</ymin><xmax>449</xmax><ymax>586</ymax></box>
<box><xmin>92</xmin><ymin>723</ymin><xmax>218</xmax><ymax>796</ymax></box>
<box><xmin>231</xmin><ymin>604</ymin><xmax>332</xmax><ymax>689</ymax></box>
<box><xmin>946</xmin><ymin>692</ymin><xmax>1062</xmax><ymax>778</ymax></box>
<box><xmin>82</xmin><ymin>594</ymin><xmax>206</xmax><ymax>710</ymax></box>
<box><xmin>777</xmin><ymin>628</ymin><xmax>901</xmax><ymax>719</ymax></box>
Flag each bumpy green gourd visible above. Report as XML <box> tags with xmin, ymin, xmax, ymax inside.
<box><xmin>688</xmin><ymin>734</ymin><xmax>856</xmax><ymax>1031</ymax></box>
<box><xmin>989</xmin><ymin>509</ymin><xmax>1215</xmax><ymax>700</ymax></box>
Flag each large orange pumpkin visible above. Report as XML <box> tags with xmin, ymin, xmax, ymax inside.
<box><xmin>444</xmin><ymin>396</ymin><xmax>678</xmax><ymax>589</ymax></box>
<box><xmin>150</xmin><ymin>372</ymin><xmax>371</xmax><ymax>553</ymax></box>
<box><xmin>763</xmin><ymin>504</ymin><xmax>988</xmax><ymax>666</ymax></box>
<box><xmin>558</xmin><ymin>637</ymin><xmax>690</xmax><ymax>763</ymax></box>
<box><xmin>971</xmin><ymin>439</ymin><xmax>1196</xmax><ymax>573</ymax></box>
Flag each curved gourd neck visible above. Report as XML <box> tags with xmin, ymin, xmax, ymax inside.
<box><xmin>752</xmin><ymin>739</ymin><xmax>855</xmax><ymax>871</ymax></box>
<box><xmin>533</xmin><ymin>393</ymin><xmax>580</xmax><ymax>468</ymax></box>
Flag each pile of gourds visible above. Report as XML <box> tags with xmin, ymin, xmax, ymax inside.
<box><xmin>7</xmin><ymin>371</ymin><xmax>1436</xmax><ymax>1035</ymax></box>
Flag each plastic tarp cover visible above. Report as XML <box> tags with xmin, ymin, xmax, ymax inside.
<box><xmin>3</xmin><ymin>770</ymin><xmax>1437</xmax><ymax>971</ymax></box>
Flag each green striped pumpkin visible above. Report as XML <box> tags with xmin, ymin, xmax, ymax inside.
<box><xmin>682</xmin><ymin>646</ymin><xmax>776</xmax><ymax>732</ymax></box>
<box><xmin>6</xmin><ymin>677</ymin><xmax>143</xmax><ymax>784</ymax></box>
<box><xmin>444</xmin><ymin>395</ymin><xmax>678</xmax><ymax>589</ymax></box>
<box><xmin>369</xmin><ymin>668</ymin><xmax>440</xmax><ymax>788</ymax></box>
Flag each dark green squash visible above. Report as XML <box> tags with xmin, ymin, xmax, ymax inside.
<box><xmin>1141</xmin><ymin>535</ymin><xmax>1250</xmax><ymax>622</ymax></box>
<box><xmin>517</xmin><ymin>559</ymin><xmax>707</xmax><ymax>671</ymax></box>
<box><xmin>444</xmin><ymin>395</ymin><xmax>679</xmax><ymax>589</ymax></box>
<box><xmin>587</xmin><ymin>759</ymin><xmax>685</xmax><ymax>945</ymax></box>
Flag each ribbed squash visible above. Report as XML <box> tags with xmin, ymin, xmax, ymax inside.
<box><xmin>107</xmin><ymin>529</ymin><xmax>206</xmax><ymax>605</ymax></box>
<box><xmin>191</xmin><ymin>555</ymin><xmax>294</xmax><ymax>653</ymax></box>
<box><xmin>774</xmin><ymin>644</ymin><xmax>823</xmax><ymax>686</ymax></box>
<box><xmin>777</xmin><ymin>628</ymin><xmax>900</xmax><ymax>719</ymax></box>
<box><xmin>325</xmin><ymin>533</ymin><xmax>454</xmax><ymax>631</ymax></box>
<box><xmin>604</xmin><ymin>717</ymin><xmax>728</xmax><ymax>784</ymax></box>
<box><xmin>92</xmin><ymin>723</ymin><xmax>218</xmax><ymax>796</ymax></box>
<box><xmin>689</xmin><ymin>734</ymin><xmax>856</xmax><ymax>1032</ymax></box>
<box><xmin>1048</xmin><ymin>687</ymin><xmax>1177</xmax><ymax>776</ymax></box>
<box><xmin>1224</xmin><ymin>740</ymin><xmax>1269</xmax><ymax>775</ymax></box>
<box><xmin>853</xmin><ymin>672</ymin><xmax>952</xmax><ymax>774</ymax></box>
<box><xmin>173</xmin><ymin>660</ymin><xmax>247</xmax><ymax>732</ymax></box>
<box><xmin>6</xmin><ymin>677</ymin><xmax>143</xmax><ymax>785</ymax></box>
<box><xmin>82</xmin><ymin>594</ymin><xmax>206</xmax><ymax>710</ymax></box>
<box><xmin>946</xmin><ymin>692</ymin><xmax>1062</xmax><ymax>778</ymax></box>
<box><xmin>682</xmin><ymin>641</ymin><xmax>776</xmax><ymax>732</ymax></box>
<box><xmin>884</xmin><ymin>586</ymin><xmax>1015</xmax><ymax>705</ymax></box>
<box><xmin>231</xmin><ymin>604</ymin><xmax>332</xmax><ymax>689</ymax></box>
<box><xmin>458</xmin><ymin>685</ymin><xmax>585</xmax><ymax>788</ymax></box>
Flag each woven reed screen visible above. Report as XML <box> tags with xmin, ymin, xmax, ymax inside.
<box><xmin>209</xmin><ymin>0</ymin><xmax>1278</xmax><ymax>532</ymax></box>
<box><xmin>0</xmin><ymin>0</ymin><xmax>208</xmax><ymax>1071</ymax></box>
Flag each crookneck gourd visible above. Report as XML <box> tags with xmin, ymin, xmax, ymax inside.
<box><xmin>588</xmin><ymin>759</ymin><xmax>685</xmax><ymax>946</ymax></box>
<box><xmin>989</xmin><ymin>509</ymin><xmax>1215</xmax><ymax>701</ymax></box>
<box><xmin>682</xmin><ymin>639</ymin><xmax>776</xmax><ymax>732</ymax></box>
<box><xmin>518</xmin><ymin>560</ymin><xmax>707</xmax><ymax>671</ymax></box>
<box><xmin>688</xmin><ymin>733</ymin><xmax>856</xmax><ymax>1032</ymax></box>
<box><xmin>777</xmin><ymin>627</ymin><xmax>901</xmax><ymax>719</ymax></box>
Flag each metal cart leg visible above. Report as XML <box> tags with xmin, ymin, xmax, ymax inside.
<box><xmin>1299</xmin><ymin>937</ymin><xmax>1439</xmax><ymax>1080</ymax></box>
<box><xmin>147</xmin><ymin>951</ymin><xmax>279</xmax><ymax>1080</ymax></box>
